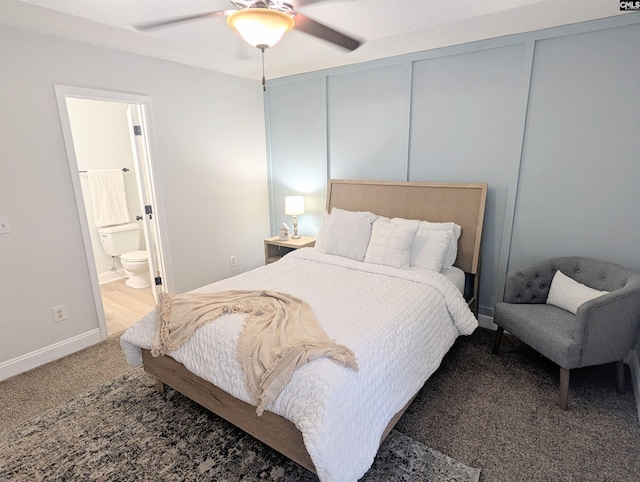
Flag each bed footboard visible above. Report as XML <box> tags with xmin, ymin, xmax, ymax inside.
<box><xmin>141</xmin><ymin>349</ymin><xmax>317</xmax><ymax>473</ymax></box>
<box><xmin>141</xmin><ymin>349</ymin><xmax>416</xmax><ymax>476</ymax></box>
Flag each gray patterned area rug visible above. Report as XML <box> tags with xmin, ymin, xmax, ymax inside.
<box><xmin>0</xmin><ymin>370</ymin><xmax>480</xmax><ymax>481</ymax></box>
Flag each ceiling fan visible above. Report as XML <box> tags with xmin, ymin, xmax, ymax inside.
<box><xmin>133</xmin><ymin>0</ymin><xmax>362</xmax><ymax>52</ymax></box>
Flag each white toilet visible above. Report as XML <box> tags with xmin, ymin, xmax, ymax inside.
<box><xmin>98</xmin><ymin>223</ymin><xmax>151</xmax><ymax>289</ymax></box>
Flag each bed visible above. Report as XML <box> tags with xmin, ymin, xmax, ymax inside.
<box><xmin>121</xmin><ymin>179</ymin><xmax>487</xmax><ymax>481</ymax></box>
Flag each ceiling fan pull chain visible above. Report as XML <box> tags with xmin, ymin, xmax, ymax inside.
<box><xmin>260</xmin><ymin>45</ymin><xmax>267</xmax><ymax>91</ymax></box>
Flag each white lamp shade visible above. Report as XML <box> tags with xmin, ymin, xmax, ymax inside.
<box><xmin>285</xmin><ymin>196</ymin><xmax>305</xmax><ymax>216</ymax></box>
<box><xmin>227</xmin><ymin>8</ymin><xmax>294</xmax><ymax>48</ymax></box>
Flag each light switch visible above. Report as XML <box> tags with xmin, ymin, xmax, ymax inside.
<box><xmin>0</xmin><ymin>217</ymin><xmax>11</xmax><ymax>234</ymax></box>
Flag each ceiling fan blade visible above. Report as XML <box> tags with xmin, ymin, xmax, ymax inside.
<box><xmin>133</xmin><ymin>10</ymin><xmax>234</xmax><ymax>31</ymax></box>
<box><xmin>293</xmin><ymin>13</ymin><xmax>361</xmax><ymax>51</ymax></box>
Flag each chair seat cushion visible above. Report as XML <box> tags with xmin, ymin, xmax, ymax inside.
<box><xmin>494</xmin><ymin>302</ymin><xmax>582</xmax><ymax>369</ymax></box>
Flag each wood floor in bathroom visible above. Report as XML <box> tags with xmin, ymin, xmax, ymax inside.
<box><xmin>100</xmin><ymin>278</ymin><xmax>156</xmax><ymax>336</ymax></box>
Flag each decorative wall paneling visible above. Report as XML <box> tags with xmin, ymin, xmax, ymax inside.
<box><xmin>265</xmin><ymin>15</ymin><xmax>640</xmax><ymax>321</ymax></box>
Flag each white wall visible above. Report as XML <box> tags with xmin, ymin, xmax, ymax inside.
<box><xmin>0</xmin><ymin>27</ymin><xmax>269</xmax><ymax>378</ymax></box>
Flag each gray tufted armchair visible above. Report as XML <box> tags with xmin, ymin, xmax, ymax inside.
<box><xmin>492</xmin><ymin>256</ymin><xmax>640</xmax><ymax>409</ymax></box>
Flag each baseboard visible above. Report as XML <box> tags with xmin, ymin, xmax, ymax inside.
<box><xmin>478</xmin><ymin>313</ymin><xmax>497</xmax><ymax>331</ymax></box>
<box><xmin>99</xmin><ymin>269</ymin><xmax>126</xmax><ymax>285</ymax></box>
<box><xmin>0</xmin><ymin>329</ymin><xmax>103</xmax><ymax>381</ymax></box>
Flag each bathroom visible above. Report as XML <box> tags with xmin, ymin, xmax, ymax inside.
<box><xmin>66</xmin><ymin>97</ymin><xmax>156</xmax><ymax>334</ymax></box>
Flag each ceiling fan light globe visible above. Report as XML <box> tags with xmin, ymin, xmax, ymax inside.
<box><xmin>227</xmin><ymin>8</ymin><xmax>294</xmax><ymax>48</ymax></box>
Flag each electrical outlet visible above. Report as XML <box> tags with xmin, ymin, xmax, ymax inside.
<box><xmin>229</xmin><ymin>255</ymin><xmax>237</xmax><ymax>268</ymax></box>
<box><xmin>52</xmin><ymin>305</ymin><xmax>67</xmax><ymax>323</ymax></box>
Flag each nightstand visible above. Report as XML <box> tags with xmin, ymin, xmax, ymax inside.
<box><xmin>264</xmin><ymin>236</ymin><xmax>316</xmax><ymax>264</ymax></box>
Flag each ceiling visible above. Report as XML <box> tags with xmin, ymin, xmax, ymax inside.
<box><xmin>0</xmin><ymin>0</ymin><xmax>629</xmax><ymax>80</ymax></box>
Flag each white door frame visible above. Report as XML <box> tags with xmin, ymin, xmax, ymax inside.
<box><xmin>54</xmin><ymin>84</ymin><xmax>170</xmax><ymax>339</ymax></box>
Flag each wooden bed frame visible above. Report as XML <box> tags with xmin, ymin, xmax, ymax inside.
<box><xmin>142</xmin><ymin>179</ymin><xmax>488</xmax><ymax>475</ymax></box>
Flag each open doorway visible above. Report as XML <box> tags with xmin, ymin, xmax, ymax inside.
<box><xmin>55</xmin><ymin>86</ymin><xmax>167</xmax><ymax>338</ymax></box>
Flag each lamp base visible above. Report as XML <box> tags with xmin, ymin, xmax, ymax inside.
<box><xmin>291</xmin><ymin>215</ymin><xmax>301</xmax><ymax>239</ymax></box>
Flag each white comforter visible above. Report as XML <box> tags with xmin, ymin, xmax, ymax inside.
<box><xmin>121</xmin><ymin>248</ymin><xmax>478</xmax><ymax>482</ymax></box>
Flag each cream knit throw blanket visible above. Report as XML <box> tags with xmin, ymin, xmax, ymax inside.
<box><xmin>152</xmin><ymin>290</ymin><xmax>358</xmax><ymax>415</ymax></box>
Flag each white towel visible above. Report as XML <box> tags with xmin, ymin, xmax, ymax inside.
<box><xmin>87</xmin><ymin>169</ymin><xmax>131</xmax><ymax>228</ymax></box>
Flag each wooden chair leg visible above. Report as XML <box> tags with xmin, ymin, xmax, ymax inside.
<box><xmin>616</xmin><ymin>359</ymin><xmax>625</xmax><ymax>394</ymax></box>
<box><xmin>492</xmin><ymin>327</ymin><xmax>504</xmax><ymax>355</ymax></box>
<box><xmin>559</xmin><ymin>367</ymin><xmax>570</xmax><ymax>410</ymax></box>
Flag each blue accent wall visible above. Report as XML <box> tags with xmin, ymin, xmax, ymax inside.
<box><xmin>327</xmin><ymin>64</ymin><xmax>411</xmax><ymax>181</ymax></box>
<box><xmin>265</xmin><ymin>16</ymin><xmax>640</xmax><ymax>319</ymax></box>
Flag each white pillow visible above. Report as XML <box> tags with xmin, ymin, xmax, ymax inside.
<box><xmin>416</xmin><ymin>221</ymin><xmax>461</xmax><ymax>269</ymax></box>
<box><xmin>412</xmin><ymin>229</ymin><xmax>452</xmax><ymax>271</ymax></box>
<box><xmin>546</xmin><ymin>270</ymin><xmax>609</xmax><ymax>315</ymax></box>
<box><xmin>364</xmin><ymin>219</ymin><xmax>416</xmax><ymax>269</ymax></box>
<box><xmin>390</xmin><ymin>217</ymin><xmax>421</xmax><ymax>231</ymax></box>
<box><xmin>315</xmin><ymin>211</ymin><xmax>330</xmax><ymax>253</ymax></box>
<box><xmin>323</xmin><ymin>208</ymin><xmax>378</xmax><ymax>261</ymax></box>
<box><xmin>391</xmin><ymin>217</ymin><xmax>461</xmax><ymax>269</ymax></box>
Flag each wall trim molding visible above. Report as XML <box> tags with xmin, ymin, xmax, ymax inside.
<box><xmin>0</xmin><ymin>329</ymin><xmax>102</xmax><ymax>382</ymax></box>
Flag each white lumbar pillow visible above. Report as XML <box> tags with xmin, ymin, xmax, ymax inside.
<box><xmin>546</xmin><ymin>270</ymin><xmax>609</xmax><ymax>315</ymax></box>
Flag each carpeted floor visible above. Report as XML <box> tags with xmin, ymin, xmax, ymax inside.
<box><xmin>396</xmin><ymin>328</ymin><xmax>640</xmax><ymax>481</ymax></box>
<box><xmin>1</xmin><ymin>328</ymin><xmax>639</xmax><ymax>481</ymax></box>
<box><xmin>0</xmin><ymin>335</ymin><xmax>134</xmax><ymax>432</ymax></box>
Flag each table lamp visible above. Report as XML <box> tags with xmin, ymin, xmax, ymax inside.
<box><xmin>284</xmin><ymin>196</ymin><xmax>304</xmax><ymax>239</ymax></box>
